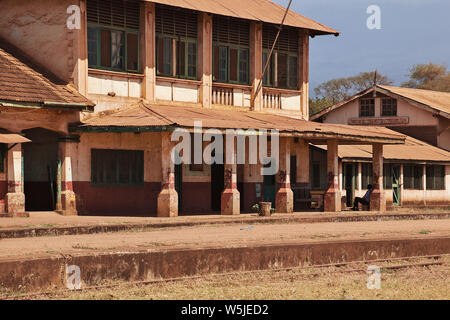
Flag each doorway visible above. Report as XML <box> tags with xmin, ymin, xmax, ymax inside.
<box><xmin>392</xmin><ymin>165</ymin><xmax>401</xmax><ymax>206</ymax></box>
<box><xmin>344</xmin><ymin>163</ymin><xmax>356</xmax><ymax>208</ymax></box>
<box><xmin>211</xmin><ymin>162</ymin><xmax>224</xmax><ymax>212</ymax></box>
<box><xmin>175</xmin><ymin>164</ymin><xmax>183</xmax><ymax>212</ymax></box>
<box><xmin>263</xmin><ymin>160</ymin><xmax>276</xmax><ymax>207</ymax></box>
<box><xmin>22</xmin><ymin>128</ymin><xmax>59</xmax><ymax>211</ymax></box>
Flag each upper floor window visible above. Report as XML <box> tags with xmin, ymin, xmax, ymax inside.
<box><xmin>87</xmin><ymin>0</ymin><xmax>140</xmax><ymax>73</ymax></box>
<box><xmin>360</xmin><ymin>98</ymin><xmax>375</xmax><ymax>117</ymax></box>
<box><xmin>426</xmin><ymin>165</ymin><xmax>445</xmax><ymax>190</ymax></box>
<box><xmin>262</xmin><ymin>25</ymin><xmax>299</xmax><ymax>90</ymax></box>
<box><xmin>382</xmin><ymin>98</ymin><xmax>397</xmax><ymax>117</ymax></box>
<box><xmin>212</xmin><ymin>16</ymin><xmax>250</xmax><ymax>85</ymax></box>
<box><xmin>155</xmin><ymin>5</ymin><xmax>198</xmax><ymax>80</ymax></box>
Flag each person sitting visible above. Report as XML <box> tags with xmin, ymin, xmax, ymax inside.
<box><xmin>352</xmin><ymin>185</ymin><xmax>373</xmax><ymax>211</ymax></box>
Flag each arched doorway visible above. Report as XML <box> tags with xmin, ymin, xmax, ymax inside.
<box><xmin>22</xmin><ymin>128</ymin><xmax>59</xmax><ymax>211</ymax></box>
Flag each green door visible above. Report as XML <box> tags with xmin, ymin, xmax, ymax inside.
<box><xmin>392</xmin><ymin>165</ymin><xmax>400</xmax><ymax>206</ymax></box>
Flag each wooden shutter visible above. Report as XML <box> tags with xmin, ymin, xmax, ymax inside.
<box><xmin>87</xmin><ymin>0</ymin><xmax>140</xmax><ymax>30</ymax></box>
<box><xmin>213</xmin><ymin>16</ymin><xmax>250</xmax><ymax>47</ymax></box>
<box><xmin>155</xmin><ymin>4</ymin><xmax>198</xmax><ymax>38</ymax></box>
<box><xmin>263</xmin><ymin>25</ymin><xmax>298</xmax><ymax>53</ymax></box>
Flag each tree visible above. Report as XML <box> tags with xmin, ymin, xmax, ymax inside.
<box><xmin>314</xmin><ymin>71</ymin><xmax>392</xmax><ymax>104</ymax></box>
<box><xmin>401</xmin><ymin>63</ymin><xmax>450</xmax><ymax>92</ymax></box>
<box><xmin>311</xmin><ymin>71</ymin><xmax>392</xmax><ymax>115</ymax></box>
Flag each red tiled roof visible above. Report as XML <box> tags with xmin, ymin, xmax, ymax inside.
<box><xmin>0</xmin><ymin>38</ymin><xmax>94</xmax><ymax>109</ymax></box>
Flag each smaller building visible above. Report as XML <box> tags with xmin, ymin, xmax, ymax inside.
<box><xmin>312</xmin><ymin>85</ymin><xmax>450</xmax><ymax>151</ymax></box>
<box><xmin>311</xmin><ymin>133</ymin><xmax>450</xmax><ymax>210</ymax></box>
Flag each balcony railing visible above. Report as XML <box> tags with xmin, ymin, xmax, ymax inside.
<box><xmin>212</xmin><ymin>85</ymin><xmax>234</xmax><ymax>106</ymax></box>
<box><xmin>262</xmin><ymin>88</ymin><xmax>282</xmax><ymax>109</ymax></box>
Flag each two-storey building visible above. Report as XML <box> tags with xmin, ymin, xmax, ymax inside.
<box><xmin>0</xmin><ymin>0</ymin><xmax>406</xmax><ymax>217</ymax></box>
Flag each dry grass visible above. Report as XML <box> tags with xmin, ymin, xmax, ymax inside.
<box><xmin>17</xmin><ymin>256</ymin><xmax>450</xmax><ymax>300</ymax></box>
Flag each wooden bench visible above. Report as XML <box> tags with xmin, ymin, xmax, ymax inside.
<box><xmin>292</xmin><ymin>187</ymin><xmax>321</xmax><ymax>210</ymax></box>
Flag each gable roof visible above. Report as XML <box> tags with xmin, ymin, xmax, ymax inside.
<box><xmin>148</xmin><ymin>0</ymin><xmax>339</xmax><ymax>36</ymax></box>
<box><xmin>76</xmin><ymin>102</ymin><xmax>406</xmax><ymax>145</ymax></box>
<box><xmin>311</xmin><ymin>85</ymin><xmax>450</xmax><ymax>121</ymax></box>
<box><xmin>315</xmin><ymin>130</ymin><xmax>450</xmax><ymax>163</ymax></box>
<box><xmin>0</xmin><ymin>38</ymin><xmax>94</xmax><ymax>111</ymax></box>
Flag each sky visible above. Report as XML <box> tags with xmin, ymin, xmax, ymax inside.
<box><xmin>272</xmin><ymin>0</ymin><xmax>450</xmax><ymax>95</ymax></box>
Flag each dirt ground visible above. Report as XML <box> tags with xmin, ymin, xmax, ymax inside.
<box><xmin>14</xmin><ymin>256</ymin><xmax>450</xmax><ymax>300</ymax></box>
<box><xmin>0</xmin><ymin>219</ymin><xmax>449</xmax><ymax>260</ymax></box>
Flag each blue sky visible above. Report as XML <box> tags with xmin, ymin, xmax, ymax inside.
<box><xmin>273</xmin><ymin>0</ymin><xmax>450</xmax><ymax>94</ymax></box>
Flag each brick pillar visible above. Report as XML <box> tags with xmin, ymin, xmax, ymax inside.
<box><xmin>324</xmin><ymin>139</ymin><xmax>341</xmax><ymax>212</ymax></box>
<box><xmin>199</xmin><ymin>13</ymin><xmax>213</xmax><ymax>108</ymax></box>
<box><xmin>56</xmin><ymin>139</ymin><xmax>78</xmax><ymax>216</ymax></box>
<box><xmin>5</xmin><ymin>144</ymin><xmax>26</xmax><ymax>217</ymax></box>
<box><xmin>250</xmin><ymin>22</ymin><xmax>263</xmax><ymax>111</ymax></box>
<box><xmin>158</xmin><ymin>132</ymin><xmax>178</xmax><ymax>217</ymax></box>
<box><xmin>141</xmin><ymin>1</ymin><xmax>156</xmax><ymax>102</ymax></box>
<box><xmin>222</xmin><ymin>136</ymin><xmax>240</xmax><ymax>215</ymax></box>
<box><xmin>370</xmin><ymin>143</ymin><xmax>386</xmax><ymax>212</ymax></box>
<box><xmin>296</xmin><ymin>139</ymin><xmax>310</xmax><ymax>187</ymax></box>
<box><xmin>276</xmin><ymin>137</ymin><xmax>294</xmax><ymax>213</ymax></box>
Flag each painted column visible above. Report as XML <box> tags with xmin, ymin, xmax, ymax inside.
<box><xmin>299</xmin><ymin>30</ymin><xmax>309</xmax><ymax>119</ymax></box>
<box><xmin>399</xmin><ymin>164</ymin><xmax>404</xmax><ymax>206</ymax></box>
<box><xmin>324</xmin><ymin>139</ymin><xmax>341</xmax><ymax>212</ymax></box>
<box><xmin>296</xmin><ymin>139</ymin><xmax>310</xmax><ymax>187</ymax></box>
<box><xmin>56</xmin><ymin>138</ymin><xmax>78</xmax><ymax>216</ymax></box>
<box><xmin>141</xmin><ymin>1</ymin><xmax>156</xmax><ymax>102</ymax></box>
<box><xmin>5</xmin><ymin>144</ymin><xmax>26</xmax><ymax>217</ymax></box>
<box><xmin>423</xmin><ymin>164</ymin><xmax>427</xmax><ymax>206</ymax></box>
<box><xmin>250</xmin><ymin>22</ymin><xmax>263</xmax><ymax>111</ymax></box>
<box><xmin>370</xmin><ymin>143</ymin><xmax>386</xmax><ymax>212</ymax></box>
<box><xmin>157</xmin><ymin>132</ymin><xmax>178</xmax><ymax>217</ymax></box>
<box><xmin>357</xmin><ymin>162</ymin><xmax>362</xmax><ymax>192</ymax></box>
<box><xmin>276</xmin><ymin>137</ymin><xmax>294</xmax><ymax>213</ymax></box>
<box><xmin>199</xmin><ymin>13</ymin><xmax>213</xmax><ymax>108</ymax></box>
<box><xmin>221</xmin><ymin>136</ymin><xmax>240</xmax><ymax>215</ymax></box>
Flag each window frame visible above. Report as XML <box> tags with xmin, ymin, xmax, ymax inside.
<box><xmin>361</xmin><ymin>163</ymin><xmax>373</xmax><ymax>188</ymax></box>
<box><xmin>426</xmin><ymin>165</ymin><xmax>445</xmax><ymax>190</ymax></box>
<box><xmin>156</xmin><ymin>33</ymin><xmax>198</xmax><ymax>80</ymax></box>
<box><xmin>213</xmin><ymin>42</ymin><xmax>250</xmax><ymax>85</ymax></box>
<box><xmin>87</xmin><ymin>23</ymin><xmax>140</xmax><ymax>73</ymax></box>
<box><xmin>359</xmin><ymin>98</ymin><xmax>375</xmax><ymax>117</ymax></box>
<box><xmin>381</xmin><ymin>98</ymin><xmax>398</xmax><ymax>117</ymax></box>
<box><xmin>91</xmin><ymin>149</ymin><xmax>144</xmax><ymax>187</ymax></box>
<box><xmin>262</xmin><ymin>49</ymin><xmax>299</xmax><ymax>90</ymax></box>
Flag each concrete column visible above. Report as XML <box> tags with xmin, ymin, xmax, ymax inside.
<box><xmin>370</xmin><ymin>144</ymin><xmax>386</xmax><ymax>212</ymax></box>
<box><xmin>199</xmin><ymin>13</ymin><xmax>213</xmax><ymax>108</ymax></box>
<box><xmin>357</xmin><ymin>162</ymin><xmax>362</xmax><ymax>192</ymax></box>
<box><xmin>399</xmin><ymin>164</ymin><xmax>404</xmax><ymax>206</ymax></box>
<box><xmin>296</xmin><ymin>139</ymin><xmax>310</xmax><ymax>187</ymax></box>
<box><xmin>423</xmin><ymin>164</ymin><xmax>427</xmax><ymax>206</ymax></box>
<box><xmin>5</xmin><ymin>144</ymin><xmax>26</xmax><ymax>217</ymax></box>
<box><xmin>221</xmin><ymin>136</ymin><xmax>240</xmax><ymax>215</ymax></box>
<box><xmin>157</xmin><ymin>132</ymin><xmax>178</xmax><ymax>217</ymax></box>
<box><xmin>324</xmin><ymin>139</ymin><xmax>341</xmax><ymax>212</ymax></box>
<box><xmin>72</xmin><ymin>0</ymin><xmax>88</xmax><ymax>96</ymax></box>
<box><xmin>250</xmin><ymin>22</ymin><xmax>263</xmax><ymax>111</ymax></box>
<box><xmin>141</xmin><ymin>1</ymin><xmax>156</xmax><ymax>102</ymax></box>
<box><xmin>299</xmin><ymin>30</ymin><xmax>309</xmax><ymax>119</ymax></box>
<box><xmin>276</xmin><ymin>137</ymin><xmax>294</xmax><ymax>213</ymax></box>
<box><xmin>56</xmin><ymin>139</ymin><xmax>78</xmax><ymax>216</ymax></box>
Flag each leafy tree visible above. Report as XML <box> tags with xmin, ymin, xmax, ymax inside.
<box><xmin>314</xmin><ymin>71</ymin><xmax>392</xmax><ymax>104</ymax></box>
<box><xmin>311</xmin><ymin>71</ymin><xmax>392</xmax><ymax>115</ymax></box>
<box><xmin>401</xmin><ymin>63</ymin><xmax>450</xmax><ymax>92</ymax></box>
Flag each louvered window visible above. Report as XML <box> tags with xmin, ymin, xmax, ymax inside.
<box><xmin>155</xmin><ymin>4</ymin><xmax>198</xmax><ymax>80</ymax></box>
<box><xmin>87</xmin><ymin>0</ymin><xmax>140</xmax><ymax>72</ymax></box>
<box><xmin>212</xmin><ymin>16</ymin><xmax>250</xmax><ymax>85</ymax></box>
<box><xmin>262</xmin><ymin>24</ymin><xmax>299</xmax><ymax>89</ymax></box>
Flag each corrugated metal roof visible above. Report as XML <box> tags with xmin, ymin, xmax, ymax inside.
<box><xmin>0</xmin><ymin>133</ymin><xmax>31</xmax><ymax>144</ymax></box>
<box><xmin>147</xmin><ymin>0</ymin><xmax>339</xmax><ymax>35</ymax></box>
<box><xmin>80</xmin><ymin>102</ymin><xmax>405</xmax><ymax>144</ymax></box>
<box><xmin>316</xmin><ymin>132</ymin><xmax>450</xmax><ymax>163</ymax></box>
<box><xmin>0</xmin><ymin>38</ymin><xmax>94</xmax><ymax>109</ymax></box>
